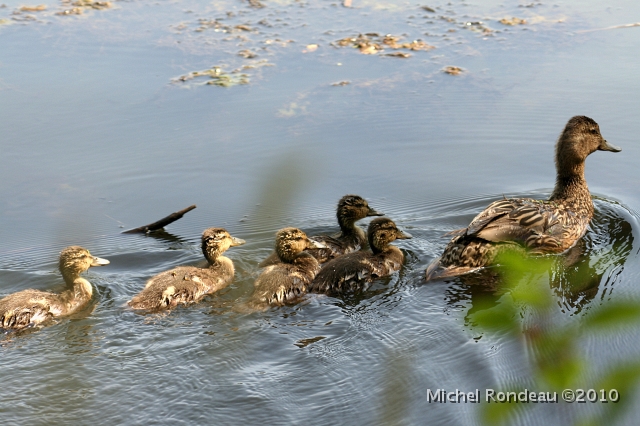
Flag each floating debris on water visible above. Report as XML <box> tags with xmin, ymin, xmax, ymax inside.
<box><xmin>174</xmin><ymin>66</ymin><xmax>249</xmax><ymax>87</ymax></box>
<box><xmin>238</xmin><ymin>49</ymin><xmax>257</xmax><ymax>59</ymax></box>
<box><xmin>443</xmin><ymin>66</ymin><xmax>463</xmax><ymax>75</ymax></box>
<box><xmin>303</xmin><ymin>44</ymin><xmax>318</xmax><ymax>53</ymax></box>
<box><xmin>331</xmin><ymin>81</ymin><xmax>350</xmax><ymax>86</ymax></box>
<box><xmin>334</xmin><ymin>33</ymin><xmax>435</xmax><ymax>56</ymax></box>
<box><xmin>421</xmin><ymin>5</ymin><xmax>436</xmax><ymax>13</ymax></box>
<box><xmin>56</xmin><ymin>0</ymin><xmax>111</xmax><ymax>15</ymax></box>
<box><xmin>19</xmin><ymin>5</ymin><xmax>46</xmax><ymax>12</ymax></box>
<box><xmin>499</xmin><ymin>17</ymin><xmax>527</xmax><ymax>25</ymax></box>
<box><xmin>174</xmin><ymin>61</ymin><xmax>273</xmax><ymax>88</ymax></box>
<box><xmin>384</xmin><ymin>52</ymin><xmax>411</xmax><ymax>58</ymax></box>
<box><xmin>247</xmin><ymin>0</ymin><xmax>264</xmax><ymax>9</ymax></box>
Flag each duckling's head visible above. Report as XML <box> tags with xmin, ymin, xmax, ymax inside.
<box><xmin>58</xmin><ymin>246</ymin><xmax>110</xmax><ymax>281</ymax></box>
<box><xmin>274</xmin><ymin>227</ymin><xmax>324</xmax><ymax>263</ymax></box>
<box><xmin>201</xmin><ymin>228</ymin><xmax>245</xmax><ymax>263</ymax></box>
<box><xmin>337</xmin><ymin>195</ymin><xmax>383</xmax><ymax>226</ymax></box>
<box><xmin>556</xmin><ymin>116</ymin><xmax>620</xmax><ymax>175</ymax></box>
<box><xmin>367</xmin><ymin>217</ymin><xmax>412</xmax><ymax>253</ymax></box>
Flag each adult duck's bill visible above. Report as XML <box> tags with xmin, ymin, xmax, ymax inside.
<box><xmin>91</xmin><ymin>256</ymin><xmax>110</xmax><ymax>267</ymax></box>
<box><xmin>599</xmin><ymin>139</ymin><xmax>621</xmax><ymax>152</ymax></box>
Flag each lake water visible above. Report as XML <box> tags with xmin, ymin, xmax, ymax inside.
<box><xmin>1</xmin><ymin>0</ymin><xmax>639</xmax><ymax>424</ymax></box>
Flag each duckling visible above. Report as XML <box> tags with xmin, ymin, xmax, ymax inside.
<box><xmin>309</xmin><ymin>217</ymin><xmax>412</xmax><ymax>294</ymax></box>
<box><xmin>426</xmin><ymin>115</ymin><xmax>621</xmax><ymax>281</ymax></box>
<box><xmin>252</xmin><ymin>227</ymin><xmax>325</xmax><ymax>305</ymax></box>
<box><xmin>258</xmin><ymin>195</ymin><xmax>382</xmax><ymax>267</ymax></box>
<box><xmin>128</xmin><ymin>228</ymin><xmax>245</xmax><ymax>310</ymax></box>
<box><xmin>0</xmin><ymin>246</ymin><xmax>110</xmax><ymax>330</ymax></box>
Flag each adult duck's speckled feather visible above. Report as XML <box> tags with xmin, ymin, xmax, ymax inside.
<box><xmin>128</xmin><ymin>228</ymin><xmax>244</xmax><ymax>310</ymax></box>
<box><xmin>309</xmin><ymin>217</ymin><xmax>411</xmax><ymax>294</ymax></box>
<box><xmin>252</xmin><ymin>227</ymin><xmax>325</xmax><ymax>306</ymax></box>
<box><xmin>0</xmin><ymin>246</ymin><xmax>109</xmax><ymax>330</ymax></box>
<box><xmin>426</xmin><ymin>116</ymin><xmax>621</xmax><ymax>281</ymax></box>
<box><xmin>258</xmin><ymin>195</ymin><xmax>381</xmax><ymax>267</ymax></box>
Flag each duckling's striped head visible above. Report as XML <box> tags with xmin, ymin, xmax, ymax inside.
<box><xmin>274</xmin><ymin>227</ymin><xmax>323</xmax><ymax>263</ymax></box>
<box><xmin>201</xmin><ymin>228</ymin><xmax>245</xmax><ymax>263</ymax></box>
<box><xmin>367</xmin><ymin>218</ymin><xmax>412</xmax><ymax>253</ymax></box>
<box><xmin>58</xmin><ymin>246</ymin><xmax>109</xmax><ymax>279</ymax></box>
<box><xmin>337</xmin><ymin>195</ymin><xmax>382</xmax><ymax>225</ymax></box>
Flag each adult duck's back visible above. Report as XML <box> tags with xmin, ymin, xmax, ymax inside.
<box><xmin>426</xmin><ymin>116</ymin><xmax>621</xmax><ymax>281</ymax></box>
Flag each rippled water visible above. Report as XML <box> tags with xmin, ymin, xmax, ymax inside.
<box><xmin>1</xmin><ymin>0</ymin><xmax>640</xmax><ymax>424</ymax></box>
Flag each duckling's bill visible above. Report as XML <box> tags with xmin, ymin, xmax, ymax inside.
<box><xmin>91</xmin><ymin>256</ymin><xmax>110</xmax><ymax>267</ymax></box>
<box><xmin>308</xmin><ymin>239</ymin><xmax>326</xmax><ymax>249</ymax></box>
<box><xmin>231</xmin><ymin>237</ymin><xmax>246</xmax><ymax>246</ymax></box>
<box><xmin>396</xmin><ymin>229</ymin><xmax>412</xmax><ymax>239</ymax></box>
<box><xmin>367</xmin><ymin>207</ymin><xmax>384</xmax><ymax>217</ymax></box>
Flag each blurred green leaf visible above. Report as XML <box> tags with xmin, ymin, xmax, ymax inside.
<box><xmin>481</xmin><ymin>394</ymin><xmax>520</xmax><ymax>425</ymax></box>
<box><xmin>582</xmin><ymin>301</ymin><xmax>640</xmax><ymax>331</ymax></box>
<box><xmin>470</xmin><ymin>296</ymin><xmax>518</xmax><ymax>333</ymax></box>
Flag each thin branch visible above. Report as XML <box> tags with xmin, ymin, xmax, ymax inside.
<box><xmin>122</xmin><ymin>205</ymin><xmax>196</xmax><ymax>234</ymax></box>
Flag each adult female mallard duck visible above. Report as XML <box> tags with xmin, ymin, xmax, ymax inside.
<box><xmin>309</xmin><ymin>217</ymin><xmax>412</xmax><ymax>294</ymax></box>
<box><xmin>252</xmin><ymin>227</ymin><xmax>325</xmax><ymax>305</ymax></box>
<box><xmin>426</xmin><ymin>116</ymin><xmax>621</xmax><ymax>281</ymax></box>
<box><xmin>258</xmin><ymin>195</ymin><xmax>382</xmax><ymax>267</ymax></box>
<box><xmin>128</xmin><ymin>228</ymin><xmax>245</xmax><ymax>310</ymax></box>
<box><xmin>0</xmin><ymin>246</ymin><xmax>110</xmax><ymax>330</ymax></box>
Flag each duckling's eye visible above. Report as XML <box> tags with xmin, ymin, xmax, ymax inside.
<box><xmin>590</xmin><ymin>128</ymin><xmax>598</xmax><ymax>134</ymax></box>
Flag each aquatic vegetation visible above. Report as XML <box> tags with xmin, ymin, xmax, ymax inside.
<box><xmin>443</xmin><ymin>66</ymin><xmax>463</xmax><ymax>75</ymax></box>
<box><xmin>174</xmin><ymin>66</ymin><xmax>249</xmax><ymax>87</ymax></box>
<box><xmin>472</xmin><ymin>252</ymin><xmax>640</xmax><ymax>425</ymax></box>
<box><xmin>333</xmin><ymin>33</ymin><xmax>435</xmax><ymax>56</ymax></box>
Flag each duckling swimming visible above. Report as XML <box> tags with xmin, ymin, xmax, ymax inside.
<box><xmin>426</xmin><ymin>116</ymin><xmax>621</xmax><ymax>281</ymax></box>
<box><xmin>252</xmin><ymin>227</ymin><xmax>325</xmax><ymax>305</ymax></box>
<box><xmin>128</xmin><ymin>228</ymin><xmax>245</xmax><ymax>310</ymax></box>
<box><xmin>258</xmin><ymin>195</ymin><xmax>382</xmax><ymax>267</ymax></box>
<box><xmin>309</xmin><ymin>217</ymin><xmax>412</xmax><ymax>294</ymax></box>
<box><xmin>0</xmin><ymin>246</ymin><xmax>109</xmax><ymax>330</ymax></box>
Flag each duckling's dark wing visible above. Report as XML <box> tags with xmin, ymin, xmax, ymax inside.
<box><xmin>253</xmin><ymin>264</ymin><xmax>309</xmax><ymax>305</ymax></box>
<box><xmin>307</xmin><ymin>233</ymin><xmax>363</xmax><ymax>263</ymax></box>
<box><xmin>0</xmin><ymin>290</ymin><xmax>56</xmax><ymax>329</ymax></box>
<box><xmin>463</xmin><ymin>198</ymin><xmax>563</xmax><ymax>250</ymax></box>
<box><xmin>129</xmin><ymin>267</ymin><xmax>227</xmax><ymax>310</ymax></box>
<box><xmin>309</xmin><ymin>250</ymin><xmax>402</xmax><ymax>294</ymax></box>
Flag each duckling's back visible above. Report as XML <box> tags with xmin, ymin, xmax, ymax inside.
<box><xmin>129</xmin><ymin>258</ymin><xmax>235</xmax><ymax>310</ymax></box>
<box><xmin>310</xmin><ymin>247</ymin><xmax>404</xmax><ymax>295</ymax></box>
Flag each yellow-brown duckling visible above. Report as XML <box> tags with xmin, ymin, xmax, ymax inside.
<box><xmin>309</xmin><ymin>217</ymin><xmax>411</xmax><ymax>294</ymax></box>
<box><xmin>128</xmin><ymin>228</ymin><xmax>245</xmax><ymax>310</ymax></box>
<box><xmin>426</xmin><ymin>115</ymin><xmax>621</xmax><ymax>281</ymax></box>
<box><xmin>252</xmin><ymin>227</ymin><xmax>325</xmax><ymax>306</ymax></box>
<box><xmin>259</xmin><ymin>194</ymin><xmax>382</xmax><ymax>267</ymax></box>
<box><xmin>0</xmin><ymin>246</ymin><xmax>110</xmax><ymax>330</ymax></box>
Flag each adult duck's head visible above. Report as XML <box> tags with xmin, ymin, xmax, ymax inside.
<box><xmin>337</xmin><ymin>195</ymin><xmax>383</xmax><ymax>227</ymax></box>
<box><xmin>556</xmin><ymin>116</ymin><xmax>620</xmax><ymax>178</ymax></box>
<box><xmin>58</xmin><ymin>246</ymin><xmax>109</xmax><ymax>283</ymax></box>
<box><xmin>201</xmin><ymin>228</ymin><xmax>245</xmax><ymax>263</ymax></box>
<box><xmin>274</xmin><ymin>227</ymin><xmax>325</xmax><ymax>263</ymax></box>
<box><xmin>367</xmin><ymin>218</ymin><xmax>412</xmax><ymax>254</ymax></box>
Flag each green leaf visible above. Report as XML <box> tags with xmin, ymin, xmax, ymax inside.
<box><xmin>582</xmin><ymin>301</ymin><xmax>640</xmax><ymax>331</ymax></box>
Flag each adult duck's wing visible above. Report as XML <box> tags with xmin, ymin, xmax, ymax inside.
<box><xmin>466</xmin><ymin>198</ymin><xmax>562</xmax><ymax>250</ymax></box>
